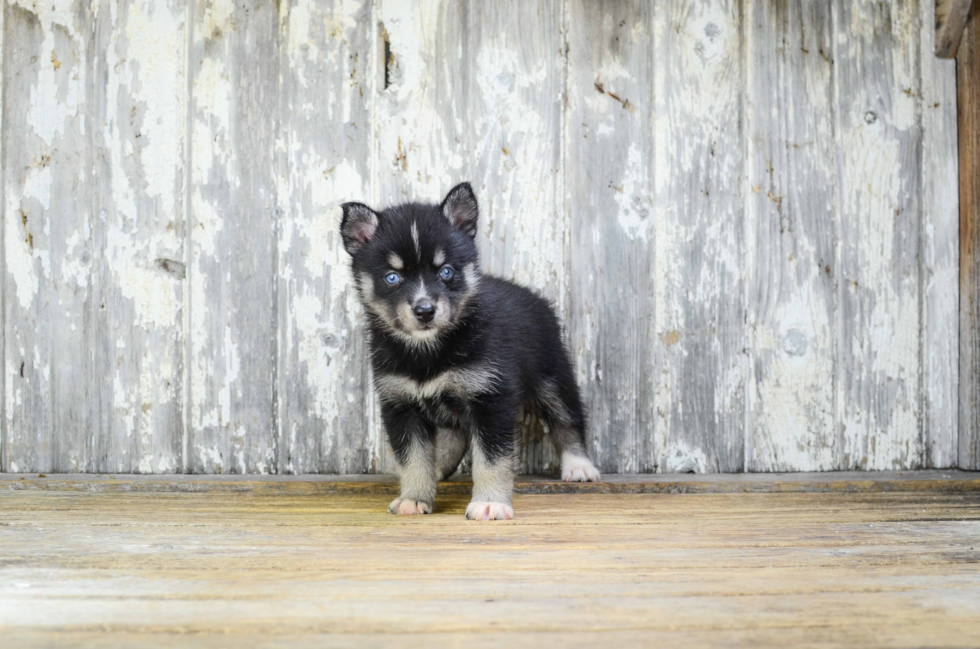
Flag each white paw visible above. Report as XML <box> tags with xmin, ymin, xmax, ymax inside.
<box><xmin>465</xmin><ymin>501</ymin><xmax>514</xmax><ymax>521</ymax></box>
<box><xmin>388</xmin><ymin>497</ymin><xmax>432</xmax><ymax>515</ymax></box>
<box><xmin>561</xmin><ymin>453</ymin><xmax>601</xmax><ymax>482</ymax></box>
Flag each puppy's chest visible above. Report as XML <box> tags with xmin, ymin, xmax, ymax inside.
<box><xmin>374</xmin><ymin>364</ymin><xmax>497</xmax><ymax>424</ymax></box>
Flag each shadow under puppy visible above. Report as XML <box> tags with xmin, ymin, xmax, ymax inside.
<box><xmin>340</xmin><ymin>183</ymin><xmax>600</xmax><ymax>520</ymax></box>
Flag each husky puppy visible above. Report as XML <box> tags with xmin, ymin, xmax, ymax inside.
<box><xmin>340</xmin><ymin>183</ymin><xmax>599</xmax><ymax>520</ymax></box>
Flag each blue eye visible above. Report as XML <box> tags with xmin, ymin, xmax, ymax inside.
<box><xmin>384</xmin><ymin>272</ymin><xmax>401</xmax><ymax>285</ymax></box>
<box><xmin>439</xmin><ymin>266</ymin><xmax>454</xmax><ymax>280</ymax></box>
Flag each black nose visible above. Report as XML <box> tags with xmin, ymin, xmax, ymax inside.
<box><xmin>413</xmin><ymin>302</ymin><xmax>436</xmax><ymax>323</ymax></box>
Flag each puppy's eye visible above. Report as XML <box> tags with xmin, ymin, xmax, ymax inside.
<box><xmin>439</xmin><ymin>266</ymin><xmax>454</xmax><ymax>280</ymax></box>
<box><xmin>384</xmin><ymin>272</ymin><xmax>401</xmax><ymax>285</ymax></box>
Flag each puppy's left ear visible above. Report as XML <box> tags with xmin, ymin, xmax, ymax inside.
<box><xmin>441</xmin><ymin>182</ymin><xmax>478</xmax><ymax>238</ymax></box>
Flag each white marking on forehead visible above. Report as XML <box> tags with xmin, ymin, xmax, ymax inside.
<box><xmin>414</xmin><ymin>279</ymin><xmax>428</xmax><ymax>302</ymax></box>
<box><xmin>387</xmin><ymin>252</ymin><xmax>404</xmax><ymax>270</ymax></box>
<box><xmin>411</xmin><ymin>221</ymin><xmax>421</xmax><ymax>262</ymax></box>
<box><xmin>433</xmin><ymin>249</ymin><xmax>445</xmax><ymax>266</ymax></box>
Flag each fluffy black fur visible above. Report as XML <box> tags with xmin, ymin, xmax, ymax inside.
<box><xmin>340</xmin><ymin>183</ymin><xmax>598</xmax><ymax>520</ymax></box>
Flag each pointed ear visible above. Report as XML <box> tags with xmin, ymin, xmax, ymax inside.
<box><xmin>441</xmin><ymin>182</ymin><xmax>478</xmax><ymax>238</ymax></box>
<box><xmin>340</xmin><ymin>202</ymin><xmax>380</xmax><ymax>256</ymax></box>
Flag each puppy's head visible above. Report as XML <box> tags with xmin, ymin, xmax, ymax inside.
<box><xmin>340</xmin><ymin>182</ymin><xmax>481</xmax><ymax>346</ymax></box>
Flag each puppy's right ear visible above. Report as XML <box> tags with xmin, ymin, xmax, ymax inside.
<box><xmin>340</xmin><ymin>202</ymin><xmax>380</xmax><ymax>256</ymax></box>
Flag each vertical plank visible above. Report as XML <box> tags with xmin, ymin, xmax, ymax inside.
<box><xmin>565</xmin><ymin>0</ymin><xmax>656</xmax><ymax>473</ymax></box>
<box><xmin>90</xmin><ymin>0</ymin><xmax>187</xmax><ymax>473</ymax></box>
<box><xmin>920</xmin><ymin>0</ymin><xmax>960</xmax><ymax>468</ymax></box>
<box><xmin>744</xmin><ymin>1</ymin><xmax>837</xmax><ymax>471</ymax></box>
<box><xmin>375</xmin><ymin>0</ymin><xmax>566</xmax><ymax>474</ymax></box>
<box><xmin>959</xmin><ymin>8</ymin><xmax>980</xmax><ymax>470</ymax></box>
<box><xmin>0</xmin><ymin>0</ymin><xmax>5</xmax><ymax>470</ymax></box>
<box><xmin>935</xmin><ymin>0</ymin><xmax>974</xmax><ymax>58</ymax></box>
<box><xmin>834</xmin><ymin>0</ymin><xmax>922</xmax><ymax>469</ymax></box>
<box><xmin>3</xmin><ymin>1</ymin><xmax>96</xmax><ymax>472</ymax></box>
<box><xmin>187</xmin><ymin>0</ymin><xmax>279</xmax><ymax>473</ymax></box>
<box><xmin>653</xmin><ymin>0</ymin><xmax>746</xmax><ymax>473</ymax></box>
<box><xmin>276</xmin><ymin>0</ymin><xmax>374</xmax><ymax>474</ymax></box>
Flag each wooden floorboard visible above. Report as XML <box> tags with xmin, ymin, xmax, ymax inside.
<box><xmin>1</xmin><ymin>478</ymin><xmax>979</xmax><ymax>647</ymax></box>
<box><xmin>3</xmin><ymin>469</ymin><xmax>980</xmax><ymax>494</ymax></box>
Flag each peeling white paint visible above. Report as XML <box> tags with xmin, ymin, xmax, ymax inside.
<box><xmin>664</xmin><ymin>441</ymin><xmax>709</xmax><ymax>474</ymax></box>
<box><xmin>3</xmin><ymin>0</ymin><xmax>960</xmax><ymax>475</ymax></box>
<box><xmin>5</xmin><ymin>205</ymin><xmax>39</xmax><ymax>310</ymax></box>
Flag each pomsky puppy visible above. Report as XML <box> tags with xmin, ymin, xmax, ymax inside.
<box><xmin>340</xmin><ymin>183</ymin><xmax>600</xmax><ymax>520</ymax></box>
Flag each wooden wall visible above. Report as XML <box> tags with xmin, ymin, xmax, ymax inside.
<box><xmin>0</xmin><ymin>0</ymin><xmax>961</xmax><ymax>475</ymax></box>
<box><xmin>960</xmin><ymin>4</ymin><xmax>979</xmax><ymax>470</ymax></box>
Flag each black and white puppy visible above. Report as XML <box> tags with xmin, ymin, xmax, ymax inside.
<box><xmin>340</xmin><ymin>183</ymin><xmax>599</xmax><ymax>520</ymax></box>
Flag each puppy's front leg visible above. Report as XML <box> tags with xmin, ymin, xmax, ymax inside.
<box><xmin>466</xmin><ymin>396</ymin><xmax>517</xmax><ymax>521</ymax></box>
<box><xmin>382</xmin><ymin>402</ymin><xmax>437</xmax><ymax>515</ymax></box>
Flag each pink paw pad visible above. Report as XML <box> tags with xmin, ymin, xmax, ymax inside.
<box><xmin>388</xmin><ymin>498</ymin><xmax>432</xmax><ymax>515</ymax></box>
<box><xmin>465</xmin><ymin>501</ymin><xmax>514</xmax><ymax>521</ymax></box>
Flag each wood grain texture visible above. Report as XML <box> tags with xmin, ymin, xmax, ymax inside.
<box><xmin>653</xmin><ymin>0</ymin><xmax>746</xmax><ymax>473</ymax></box>
<box><xmin>834</xmin><ymin>0</ymin><xmax>923</xmax><ymax>470</ymax></box>
<box><xmin>2</xmin><ymin>486</ymin><xmax>980</xmax><ymax>647</ymax></box>
<box><xmin>0</xmin><ymin>0</ymin><xmax>5</xmax><ymax>470</ymax></box>
<box><xmin>92</xmin><ymin>0</ymin><xmax>187</xmax><ymax>474</ymax></box>
<box><xmin>960</xmin><ymin>9</ymin><xmax>980</xmax><ymax>470</ymax></box>
<box><xmin>921</xmin><ymin>0</ymin><xmax>961</xmax><ymax>468</ymax></box>
<box><xmin>374</xmin><ymin>0</ymin><xmax>567</xmax><ymax>475</ymax></box>
<box><xmin>276</xmin><ymin>0</ymin><xmax>375</xmax><ymax>474</ymax></box>
<box><xmin>0</xmin><ymin>0</ymin><xmax>965</xmax><ymax>475</ymax></box>
<box><xmin>3</xmin><ymin>2</ymin><xmax>92</xmax><ymax>472</ymax></box>
<box><xmin>935</xmin><ymin>0</ymin><xmax>974</xmax><ymax>57</ymax></box>
<box><xmin>187</xmin><ymin>0</ymin><xmax>279</xmax><ymax>474</ymax></box>
<box><xmin>5</xmin><ymin>469</ymin><xmax>980</xmax><ymax>495</ymax></box>
<box><xmin>744</xmin><ymin>0</ymin><xmax>838</xmax><ymax>471</ymax></box>
<box><xmin>566</xmin><ymin>1</ymin><xmax>655</xmax><ymax>473</ymax></box>
<box><xmin>3</xmin><ymin>1</ymin><xmax>188</xmax><ymax>474</ymax></box>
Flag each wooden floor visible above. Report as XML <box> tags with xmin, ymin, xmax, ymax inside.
<box><xmin>2</xmin><ymin>473</ymin><xmax>980</xmax><ymax>648</ymax></box>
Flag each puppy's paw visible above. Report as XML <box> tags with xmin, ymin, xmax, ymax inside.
<box><xmin>388</xmin><ymin>497</ymin><xmax>432</xmax><ymax>515</ymax></box>
<box><xmin>465</xmin><ymin>501</ymin><xmax>514</xmax><ymax>521</ymax></box>
<box><xmin>561</xmin><ymin>454</ymin><xmax>601</xmax><ymax>482</ymax></box>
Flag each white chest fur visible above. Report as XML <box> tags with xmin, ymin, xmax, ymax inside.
<box><xmin>374</xmin><ymin>365</ymin><xmax>499</xmax><ymax>403</ymax></box>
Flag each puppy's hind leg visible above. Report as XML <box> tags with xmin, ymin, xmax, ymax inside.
<box><xmin>537</xmin><ymin>376</ymin><xmax>600</xmax><ymax>483</ymax></box>
<box><xmin>435</xmin><ymin>427</ymin><xmax>469</xmax><ymax>481</ymax></box>
<box><xmin>382</xmin><ymin>402</ymin><xmax>437</xmax><ymax>515</ymax></box>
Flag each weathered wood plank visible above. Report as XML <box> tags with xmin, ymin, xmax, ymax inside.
<box><xmin>90</xmin><ymin>0</ymin><xmax>187</xmax><ymax>473</ymax></box>
<box><xmin>0</xmin><ymin>0</ymin><xmax>5</xmax><ymax>470</ymax></box>
<box><xmin>834</xmin><ymin>0</ymin><xmax>923</xmax><ymax>470</ymax></box>
<box><xmin>3</xmin><ymin>2</ymin><xmax>99</xmax><ymax>472</ymax></box>
<box><xmin>2</xmin><ymin>488</ymin><xmax>980</xmax><ymax>647</ymax></box>
<box><xmin>935</xmin><ymin>0</ymin><xmax>974</xmax><ymax>57</ymax></box>
<box><xmin>5</xmin><ymin>469</ymin><xmax>980</xmax><ymax>495</ymax></box>
<box><xmin>374</xmin><ymin>0</ymin><xmax>566</xmax><ymax>475</ymax></box>
<box><xmin>653</xmin><ymin>0</ymin><xmax>745</xmax><ymax>472</ymax></box>
<box><xmin>187</xmin><ymin>0</ymin><xmax>280</xmax><ymax>473</ymax></box>
<box><xmin>960</xmin><ymin>9</ymin><xmax>980</xmax><ymax>470</ymax></box>
<box><xmin>744</xmin><ymin>0</ymin><xmax>838</xmax><ymax>471</ymax></box>
<box><xmin>2</xmin><ymin>1</ymin><xmax>187</xmax><ymax>474</ymax></box>
<box><xmin>921</xmin><ymin>0</ymin><xmax>961</xmax><ymax>468</ymax></box>
<box><xmin>276</xmin><ymin>0</ymin><xmax>375</xmax><ymax>474</ymax></box>
<box><xmin>565</xmin><ymin>0</ymin><xmax>655</xmax><ymax>473</ymax></box>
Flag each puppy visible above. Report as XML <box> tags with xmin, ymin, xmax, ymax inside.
<box><xmin>340</xmin><ymin>183</ymin><xmax>599</xmax><ymax>520</ymax></box>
